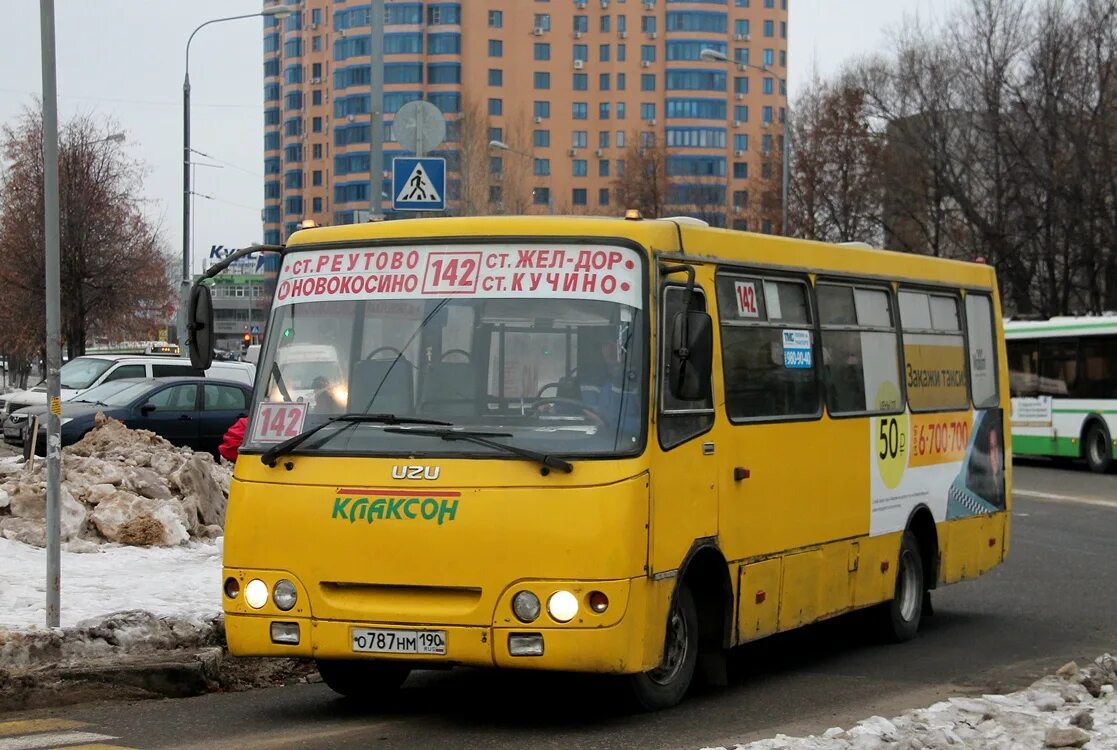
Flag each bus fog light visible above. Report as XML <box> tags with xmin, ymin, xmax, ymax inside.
<box><xmin>547</xmin><ymin>590</ymin><xmax>579</xmax><ymax>622</ymax></box>
<box><xmin>245</xmin><ymin>579</ymin><xmax>269</xmax><ymax>609</ymax></box>
<box><xmin>273</xmin><ymin>580</ymin><xmax>298</xmax><ymax>611</ymax></box>
<box><xmin>508</xmin><ymin>633</ymin><xmax>544</xmax><ymax>656</ymax></box>
<box><xmin>588</xmin><ymin>591</ymin><xmax>609</xmax><ymax>613</ymax></box>
<box><xmin>270</xmin><ymin>622</ymin><xmax>300</xmax><ymax>645</ymax></box>
<box><xmin>512</xmin><ymin>591</ymin><xmax>541</xmax><ymax>623</ymax></box>
<box><xmin>223</xmin><ymin>577</ymin><xmax>240</xmax><ymax>600</ymax></box>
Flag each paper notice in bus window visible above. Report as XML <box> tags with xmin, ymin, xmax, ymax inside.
<box><xmin>734</xmin><ymin>281</ymin><xmax>760</xmax><ymax>318</ymax></box>
<box><xmin>251</xmin><ymin>402</ymin><xmax>308</xmax><ymax>444</ymax></box>
<box><xmin>782</xmin><ymin>329</ymin><xmax>812</xmax><ymax>368</ymax></box>
<box><xmin>903</xmin><ymin>341</ymin><xmax>968</xmax><ymax>410</ymax></box>
<box><xmin>763</xmin><ymin>281</ymin><xmax>782</xmax><ymax>320</ymax></box>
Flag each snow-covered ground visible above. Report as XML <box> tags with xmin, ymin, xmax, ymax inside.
<box><xmin>0</xmin><ymin>535</ymin><xmax>222</xmax><ymax>631</ymax></box>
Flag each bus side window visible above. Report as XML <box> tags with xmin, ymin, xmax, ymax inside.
<box><xmin>659</xmin><ymin>285</ymin><xmax>714</xmax><ymax>449</ymax></box>
<box><xmin>817</xmin><ymin>283</ymin><xmax>902</xmax><ymax>416</ymax></box>
<box><xmin>965</xmin><ymin>294</ymin><xmax>999</xmax><ymax>408</ymax></box>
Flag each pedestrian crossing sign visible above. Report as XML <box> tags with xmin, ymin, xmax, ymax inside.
<box><xmin>391</xmin><ymin>157</ymin><xmax>446</xmax><ymax>211</ymax></box>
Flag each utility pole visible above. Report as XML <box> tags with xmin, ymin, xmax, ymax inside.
<box><xmin>369</xmin><ymin>0</ymin><xmax>385</xmax><ymax>220</ymax></box>
<box><xmin>39</xmin><ymin>0</ymin><xmax>63</xmax><ymax>628</ymax></box>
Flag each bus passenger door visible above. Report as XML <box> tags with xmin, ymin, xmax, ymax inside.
<box><xmin>649</xmin><ymin>280</ymin><xmax>719</xmax><ymax>578</ymax></box>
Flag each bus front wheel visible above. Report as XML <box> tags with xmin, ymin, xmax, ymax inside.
<box><xmin>879</xmin><ymin>531</ymin><xmax>924</xmax><ymax>643</ymax></box>
<box><xmin>1084</xmin><ymin>423</ymin><xmax>1113</xmax><ymax>474</ymax></box>
<box><xmin>628</xmin><ymin>585</ymin><xmax>698</xmax><ymax>711</ymax></box>
<box><xmin>315</xmin><ymin>659</ymin><xmax>410</xmax><ymax>699</ymax></box>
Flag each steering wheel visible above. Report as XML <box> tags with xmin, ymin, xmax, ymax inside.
<box><xmin>528</xmin><ymin>397</ymin><xmax>607</xmax><ymax>426</ymax></box>
<box><xmin>365</xmin><ymin>346</ymin><xmax>403</xmax><ymax>361</ymax></box>
<box><xmin>440</xmin><ymin>348</ymin><xmax>471</xmax><ymax>363</ymax></box>
<box><xmin>537</xmin><ymin>382</ymin><xmax>561</xmax><ymax>398</ymax></box>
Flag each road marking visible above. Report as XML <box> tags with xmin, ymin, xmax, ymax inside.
<box><xmin>60</xmin><ymin>745</ymin><xmax>135</xmax><ymax>750</ymax></box>
<box><xmin>1014</xmin><ymin>489</ymin><xmax>1117</xmax><ymax>509</ymax></box>
<box><xmin>0</xmin><ymin>732</ymin><xmax>117</xmax><ymax>750</ymax></box>
<box><xmin>0</xmin><ymin>722</ymin><xmax>86</xmax><ymax>739</ymax></box>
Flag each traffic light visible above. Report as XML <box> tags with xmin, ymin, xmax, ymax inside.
<box><xmin>243</xmin><ymin>333</ymin><xmax>252</xmax><ymax>347</ymax></box>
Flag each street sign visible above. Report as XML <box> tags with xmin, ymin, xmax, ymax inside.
<box><xmin>394</xmin><ymin>100</ymin><xmax>446</xmax><ymax>155</ymax></box>
<box><xmin>392</xmin><ymin>157</ymin><xmax>445</xmax><ymax>211</ymax></box>
<box><xmin>250</xmin><ymin>325</ymin><xmax>260</xmax><ymax>334</ymax></box>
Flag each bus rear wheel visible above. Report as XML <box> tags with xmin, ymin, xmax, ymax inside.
<box><xmin>315</xmin><ymin>659</ymin><xmax>410</xmax><ymax>699</ymax></box>
<box><xmin>1084</xmin><ymin>423</ymin><xmax>1113</xmax><ymax>474</ymax></box>
<box><xmin>878</xmin><ymin>531</ymin><xmax>924</xmax><ymax>643</ymax></box>
<box><xmin>627</xmin><ymin>585</ymin><xmax>697</xmax><ymax>711</ymax></box>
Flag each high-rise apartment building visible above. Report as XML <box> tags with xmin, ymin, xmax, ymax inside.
<box><xmin>262</xmin><ymin>0</ymin><xmax>788</xmax><ymax>243</ymax></box>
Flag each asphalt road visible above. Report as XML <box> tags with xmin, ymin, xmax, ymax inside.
<box><xmin>7</xmin><ymin>460</ymin><xmax>1117</xmax><ymax>750</ymax></box>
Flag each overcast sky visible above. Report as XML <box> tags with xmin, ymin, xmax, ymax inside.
<box><xmin>0</xmin><ymin>1</ymin><xmax>961</xmax><ymax>273</ymax></box>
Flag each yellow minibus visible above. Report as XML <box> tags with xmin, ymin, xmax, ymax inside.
<box><xmin>188</xmin><ymin>215</ymin><xmax>1010</xmax><ymax>710</ymax></box>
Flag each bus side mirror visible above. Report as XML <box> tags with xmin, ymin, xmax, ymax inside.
<box><xmin>668</xmin><ymin>311</ymin><xmax>713</xmax><ymax>402</ymax></box>
<box><xmin>187</xmin><ymin>284</ymin><xmax>215</xmax><ymax>371</ymax></box>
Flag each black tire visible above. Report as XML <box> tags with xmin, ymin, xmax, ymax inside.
<box><xmin>878</xmin><ymin>531</ymin><xmax>924</xmax><ymax>643</ymax></box>
<box><xmin>315</xmin><ymin>659</ymin><xmax>410</xmax><ymax>699</ymax></box>
<box><xmin>1084</xmin><ymin>423</ymin><xmax>1113</xmax><ymax>474</ymax></box>
<box><xmin>628</xmin><ymin>585</ymin><xmax>698</xmax><ymax>711</ymax></box>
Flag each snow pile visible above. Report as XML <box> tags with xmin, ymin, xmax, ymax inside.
<box><xmin>0</xmin><ymin>535</ymin><xmax>221</xmax><ymax>632</ymax></box>
<box><xmin>705</xmin><ymin>655</ymin><xmax>1117</xmax><ymax>750</ymax></box>
<box><xmin>0</xmin><ymin>417</ymin><xmax>232</xmax><ymax>548</ymax></box>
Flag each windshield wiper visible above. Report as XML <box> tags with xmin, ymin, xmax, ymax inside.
<box><xmin>382</xmin><ymin>427</ymin><xmax>574</xmax><ymax>475</ymax></box>
<box><xmin>261</xmin><ymin>413</ymin><xmax>451</xmax><ymax>467</ymax></box>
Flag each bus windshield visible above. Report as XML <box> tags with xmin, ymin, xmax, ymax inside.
<box><xmin>245</xmin><ymin>243</ymin><xmax>646</xmax><ymax>458</ymax></box>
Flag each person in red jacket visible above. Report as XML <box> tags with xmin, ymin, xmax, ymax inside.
<box><xmin>219</xmin><ymin>417</ymin><xmax>248</xmax><ymax>462</ymax></box>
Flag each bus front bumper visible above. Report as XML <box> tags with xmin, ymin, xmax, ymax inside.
<box><xmin>225</xmin><ymin>613</ymin><xmax>649</xmax><ymax>674</ymax></box>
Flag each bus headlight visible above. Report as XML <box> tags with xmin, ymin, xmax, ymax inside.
<box><xmin>273</xmin><ymin>580</ymin><xmax>297</xmax><ymax>611</ymax></box>
<box><xmin>245</xmin><ymin>579</ymin><xmax>269</xmax><ymax>609</ymax></box>
<box><xmin>512</xmin><ymin>591</ymin><xmax>541</xmax><ymax>623</ymax></box>
<box><xmin>547</xmin><ymin>590</ymin><xmax>579</xmax><ymax>623</ymax></box>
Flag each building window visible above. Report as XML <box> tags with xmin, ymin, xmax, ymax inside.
<box><xmin>534</xmin><ymin>158</ymin><xmax>550</xmax><ymax>176</ymax></box>
<box><xmin>488</xmin><ymin>39</ymin><xmax>503</xmax><ymax>57</ymax></box>
<box><xmin>313</xmin><ymin>170</ymin><xmax>323</xmax><ymax>186</ymax></box>
<box><xmin>641</xmin><ymin>103</ymin><xmax>656</xmax><ymax>120</ymax></box>
<box><xmin>641</xmin><ymin>45</ymin><xmax>656</xmax><ymax>62</ymax></box>
<box><xmin>573</xmin><ymin>73</ymin><xmax>588</xmax><ymax>91</ymax></box>
<box><xmin>572</xmin><ymin>130</ymin><xmax>588</xmax><ymax>148</ymax></box>
<box><xmin>599</xmin><ymin>73</ymin><xmax>611</xmax><ymax>91</ymax></box>
<box><xmin>534</xmin><ymin>130</ymin><xmax>550</xmax><ymax>147</ymax></box>
<box><xmin>573</xmin><ymin>102</ymin><xmax>588</xmax><ymax>119</ymax></box>
<box><xmin>734</xmin><ymin>161</ymin><xmax>748</xmax><ymax>178</ymax></box>
<box><xmin>490</xmin><ymin>156</ymin><xmax>503</xmax><ymax>175</ymax></box>
<box><xmin>489</xmin><ymin>98</ymin><xmax>503</xmax><ymax>116</ymax></box>
<box><xmin>572</xmin><ymin>188</ymin><xmax>588</xmax><ymax>206</ymax></box>
<box><xmin>535</xmin><ymin>71</ymin><xmax>551</xmax><ymax>89</ymax></box>
<box><xmin>533</xmin><ymin>187</ymin><xmax>550</xmax><ymax>205</ymax></box>
<box><xmin>534</xmin><ymin>13</ymin><xmax>551</xmax><ymax>31</ymax></box>
<box><xmin>533</xmin><ymin>101</ymin><xmax>550</xmax><ymax>119</ymax></box>
<box><xmin>312</xmin><ymin>197</ymin><xmax>323</xmax><ymax>212</ymax></box>
<box><xmin>599</xmin><ymin>102</ymin><xmax>611</xmax><ymax>119</ymax></box>
<box><xmin>490</xmin><ymin>185</ymin><xmax>503</xmax><ymax>203</ymax></box>
<box><xmin>312</xmin><ymin>143</ymin><xmax>323</xmax><ymax>159</ymax></box>
<box><xmin>598</xmin><ymin>159</ymin><xmax>610</xmax><ymax>177</ymax></box>
<box><xmin>617</xmin><ymin>72</ymin><xmax>626</xmax><ymax>90</ymax></box>
<box><xmin>490</xmin><ymin>68</ymin><xmax>504</xmax><ymax>86</ymax></box>
<box><xmin>534</xmin><ymin>42</ymin><xmax>551</xmax><ymax>60</ymax></box>
<box><xmin>572</xmin><ymin>159</ymin><xmax>587</xmax><ymax>177</ymax></box>
<box><xmin>489</xmin><ymin>10</ymin><xmax>503</xmax><ymax>27</ymax></box>
<box><xmin>574</xmin><ymin>15</ymin><xmax>589</xmax><ymax>33</ymax></box>
<box><xmin>641</xmin><ymin>74</ymin><xmax>656</xmax><ymax>91</ymax></box>
<box><xmin>599</xmin><ymin>187</ymin><xmax>610</xmax><ymax>205</ymax></box>
<box><xmin>312</xmin><ymin>90</ymin><xmax>323</xmax><ymax>106</ymax></box>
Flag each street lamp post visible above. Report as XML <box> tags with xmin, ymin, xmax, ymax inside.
<box><xmin>701</xmin><ymin>48</ymin><xmax>790</xmax><ymax>236</ymax></box>
<box><xmin>489</xmin><ymin>140</ymin><xmax>554</xmax><ymax>214</ymax></box>
<box><xmin>182</xmin><ymin>7</ymin><xmax>289</xmax><ymax>351</ymax></box>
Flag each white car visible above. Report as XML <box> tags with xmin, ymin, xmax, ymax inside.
<box><xmin>1</xmin><ymin>355</ymin><xmax>256</xmax><ymax>445</ymax></box>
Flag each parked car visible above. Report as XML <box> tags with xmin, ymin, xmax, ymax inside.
<box><xmin>19</xmin><ymin>377</ymin><xmax>252</xmax><ymax>458</ymax></box>
<box><xmin>0</xmin><ymin>355</ymin><xmax>255</xmax><ymax>417</ymax></box>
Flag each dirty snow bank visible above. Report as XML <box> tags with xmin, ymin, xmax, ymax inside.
<box><xmin>0</xmin><ymin>417</ymin><xmax>232</xmax><ymax>548</ymax></box>
<box><xmin>704</xmin><ymin>655</ymin><xmax>1117</xmax><ymax>750</ymax></box>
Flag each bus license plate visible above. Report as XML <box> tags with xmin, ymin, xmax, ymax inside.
<box><xmin>351</xmin><ymin>628</ymin><xmax>446</xmax><ymax>655</ymax></box>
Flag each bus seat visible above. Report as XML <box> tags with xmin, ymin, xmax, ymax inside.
<box><xmin>351</xmin><ymin>358</ymin><xmax>414</xmax><ymax>415</ymax></box>
<box><xmin>419</xmin><ymin>362</ymin><xmax>477</xmax><ymax>417</ymax></box>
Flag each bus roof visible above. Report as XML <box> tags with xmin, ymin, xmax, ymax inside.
<box><xmin>1004</xmin><ymin>316</ymin><xmax>1117</xmax><ymax>339</ymax></box>
<box><xmin>282</xmin><ymin>215</ymin><xmax>997</xmax><ymax>290</ymax></box>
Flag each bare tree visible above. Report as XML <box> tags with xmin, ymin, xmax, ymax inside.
<box><xmin>454</xmin><ymin>96</ymin><xmax>495</xmax><ymax>216</ymax></box>
<box><xmin>0</xmin><ymin>106</ymin><xmax>173</xmax><ymax>358</ymax></box>
<box><xmin>614</xmin><ymin>129</ymin><xmax>670</xmax><ymax>218</ymax></box>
